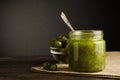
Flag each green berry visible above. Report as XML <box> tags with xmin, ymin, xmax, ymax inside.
<box><xmin>42</xmin><ymin>62</ymin><xmax>57</xmax><ymax>71</ymax></box>
<box><xmin>50</xmin><ymin>64</ymin><xmax>57</xmax><ymax>71</ymax></box>
<box><xmin>54</xmin><ymin>40</ymin><xmax>62</xmax><ymax>48</ymax></box>
<box><xmin>58</xmin><ymin>35</ymin><xmax>68</xmax><ymax>42</ymax></box>
<box><xmin>42</xmin><ymin>62</ymin><xmax>51</xmax><ymax>70</ymax></box>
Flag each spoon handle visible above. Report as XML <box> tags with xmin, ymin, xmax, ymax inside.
<box><xmin>61</xmin><ymin>12</ymin><xmax>75</xmax><ymax>31</ymax></box>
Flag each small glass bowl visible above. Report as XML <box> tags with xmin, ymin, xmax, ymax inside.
<box><xmin>50</xmin><ymin>47</ymin><xmax>68</xmax><ymax>64</ymax></box>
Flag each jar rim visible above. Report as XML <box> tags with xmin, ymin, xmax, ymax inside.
<box><xmin>69</xmin><ymin>30</ymin><xmax>103</xmax><ymax>35</ymax></box>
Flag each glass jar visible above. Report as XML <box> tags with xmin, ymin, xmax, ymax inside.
<box><xmin>67</xmin><ymin>30</ymin><xmax>106</xmax><ymax>72</ymax></box>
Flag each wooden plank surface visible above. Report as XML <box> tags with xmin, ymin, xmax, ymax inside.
<box><xmin>0</xmin><ymin>51</ymin><xmax>119</xmax><ymax>80</ymax></box>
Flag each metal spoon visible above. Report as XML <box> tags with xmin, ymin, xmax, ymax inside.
<box><xmin>61</xmin><ymin>12</ymin><xmax>75</xmax><ymax>31</ymax></box>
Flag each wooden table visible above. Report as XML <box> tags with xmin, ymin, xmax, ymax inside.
<box><xmin>0</xmin><ymin>51</ymin><xmax>119</xmax><ymax>80</ymax></box>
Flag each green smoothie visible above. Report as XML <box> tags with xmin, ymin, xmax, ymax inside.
<box><xmin>67</xmin><ymin>30</ymin><xmax>106</xmax><ymax>72</ymax></box>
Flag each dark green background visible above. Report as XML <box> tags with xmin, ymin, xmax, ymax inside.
<box><xmin>0</xmin><ymin>0</ymin><xmax>119</xmax><ymax>56</ymax></box>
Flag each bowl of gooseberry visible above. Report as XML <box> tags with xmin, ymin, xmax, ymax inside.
<box><xmin>50</xmin><ymin>34</ymin><xmax>68</xmax><ymax>63</ymax></box>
